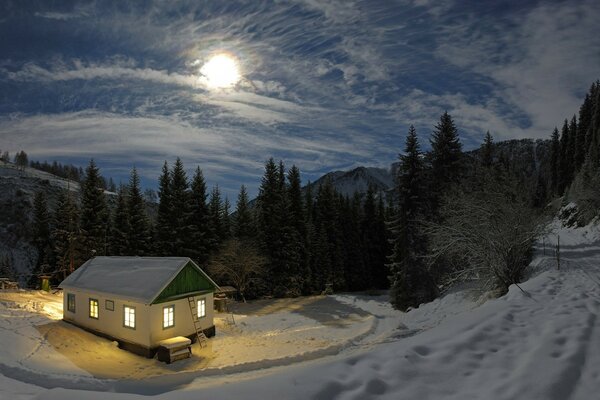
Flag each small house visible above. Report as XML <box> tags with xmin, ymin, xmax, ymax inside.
<box><xmin>59</xmin><ymin>256</ymin><xmax>219</xmax><ymax>357</ymax></box>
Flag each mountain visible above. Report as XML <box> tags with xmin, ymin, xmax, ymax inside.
<box><xmin>304</xmin><ymin>166</ymin><xmax>395</xmax><ymax>199</ymax></box>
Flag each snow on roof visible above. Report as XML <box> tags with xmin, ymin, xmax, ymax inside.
<box><xmin>59</xmin><ymin>257</ymin><xmax>214</xmax><ymax>304</ymax></box>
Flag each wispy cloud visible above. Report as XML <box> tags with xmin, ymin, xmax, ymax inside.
<box><xmin>1</xmin><ymin>0</ymin><xmax>599</xmax><ymax>195</ymax></box>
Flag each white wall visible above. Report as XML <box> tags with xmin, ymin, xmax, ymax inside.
<box><xmin>149</xmin><ymin>293</ymin><xmax>214</xmax><ymax>346</ymax></box>
<box><xmin>62</xmin><ymin>288</ymin><xmax>151</xmax><ymax>347</ymax></box>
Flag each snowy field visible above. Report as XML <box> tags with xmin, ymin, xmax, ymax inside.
<box><xmin>2</xmin><ymin>218</ymin><xmax>600</xmax><ymax>399</ymax></box>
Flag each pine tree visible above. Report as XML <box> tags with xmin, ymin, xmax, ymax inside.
<box><xmin>126</xmin><ymin>167</ymin><xmax>150</xmax><ymax>255</ymax></box>
<box><xmin>209</xmin><ymin>185</ymin><xmax>224</xmax><ymax>246</ymax></box>
<box><xmin>80</xmin><ymin>159</ymin><xmax>108</xmax><ymax>257</ymax></box>
<box><xmin>222</xmin><ymin>197</ymin><xmax>232</xmax><ymax>241</ymax></box>
<box><xmin>234</xmin><ymin>185</ymin><xmax>254</xmax><ymax>239</ymax></box>
<box><xmin>188</xmin><ymin>166</ymin><xmax>211</xmax><ymax>263</ymax></box>
<box><xmin>340</xmin><ymin>193</ymin><xmax>366</xmax><ymax>291</ymax></box>
<box><xmin>53</xmin><ymin>190</ymin><xmax>82</xmax><ymax>278</ymax></box>
<box><xmin>156</xmin><ymin>161</ymin><xmax>173</xmax><ymax>255</ymax></box>
<box><xmin>550</xmin><ymin>127</ymin><xmax>560</xmax><ymax>195</ymax></box>
<box><xmin>110</xmin><ymin>185</ymin><xmax>130</xmax><ymax>256</ymax></box>
<box><xmin>389</xmin><ymin>125</ymin><xmax>437</xmax><ymax>310</ymax></box>
<box><xmin>481</xmin><ymin>131</ymin><xmax>494</xmax><ymax>167</ymax></box>
<box><xmin>170</xmin><ymin>158</ymin><xmax>191</xmax><ymax>256</ymax></box>
<box><xmin>558</xmin><ymin>119</ymin><xmax>571</xmax><ymax>194</ymax></box>
<box><xmin>29</xmin><ymin>191</ymin><xmax>53</xmax><ymax>286</ymax></box>
<box><xmin>429</xmin><ymin>112</ymin><xmax>463</xmax><ymax>210</ymax></box>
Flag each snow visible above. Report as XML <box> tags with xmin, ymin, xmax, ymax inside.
<box><xmin>2</xmin><ymin>217</ymin><xmax>600</xmax><ymax>399</ymax></box>
<box><xmin>59</xmin><ymin>257</ymin><xmax>216</xmax><ymax>304</ymax></box>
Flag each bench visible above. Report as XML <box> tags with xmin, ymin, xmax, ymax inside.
<box><xmin>157</xmin><ymin>336</ymin><xmax>192</xmax><ymax>364</ymax></box>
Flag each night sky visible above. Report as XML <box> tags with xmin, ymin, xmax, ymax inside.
<box><xmin>1</xmin><ymin>0</ymin><xmax>599</xmax><ymax>198</ymax></box>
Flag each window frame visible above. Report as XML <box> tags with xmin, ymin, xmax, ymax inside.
<box><xmin>105</xmin><ymin>299</ymin><xmax>114</xmax><ymax>311</ymax></box>
<box><xmin>162</xmin><ymin>305</ymin><xmax>175</xmax><ymax>329</ymax></box>
<box><xmin>67</xmin><ymin>293</ymin><xmax>76</xmax><ymax>313</ymax></box>
<box><xmin>197</xmin><ymin>298</ymin><xmax>206</xmax><ymax>319</ymax></box>
<box><xmin>123</xmin><ymin>305</ymin><xmax>136</xmax><ymax>330</ymax></box>
<box><xmin>89</xmin><ymin>298</ymin><xmax>99</xmax><ymax>319</ymax></box>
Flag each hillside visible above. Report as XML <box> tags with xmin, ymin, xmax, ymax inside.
<box><xmin>0</xmin><ymin>162</ymin><xmax>81</xmax><ymax>284</ymax></box>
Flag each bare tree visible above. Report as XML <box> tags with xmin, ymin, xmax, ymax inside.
<box><xmin>425</xmin><ymin>178</ymin><xmax>546</xmax><ymax>293</ymax></box>
<box><xmin>208</xmin><ymin>238</ymin><xmax>266</xmax><ymax>302</ymax></box>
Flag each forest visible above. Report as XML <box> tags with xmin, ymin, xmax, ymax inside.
<box><xmin>15</xmin><ymin>80</ymin><xmax>600</xmax><ymax>310</ymax></box>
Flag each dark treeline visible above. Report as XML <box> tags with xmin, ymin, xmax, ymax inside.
<box><xmin>28</xmin><ymin>157</ymin><xmax>389</xmax><ymax>299</ymax></box>
<box><xmin>24</xmin><ymin>79</ymin><xmax>600</xmax><ymax>309</ymax></box>
<box><xmin>29</xmin><ymin>160</ymin><xmax>86</xmax><ymax>183</ymax></box>
<box><xmin>388</xmin><ymin>80</ymin><xmax>600</xmax><ymax>311</ymax></box>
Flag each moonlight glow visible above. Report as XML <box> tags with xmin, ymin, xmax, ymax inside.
<box><xmin>200</xmin><ymin>54</ymin><xmax>241</xmax><ymax>89</ymax></box>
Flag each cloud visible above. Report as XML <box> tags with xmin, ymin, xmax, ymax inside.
<box><xmin>3</xmin><ymin>61</ymin><xmax>199</xmax><ymax>88</ymax></box>
<box><xmin>0</xmin><ymin>110</ymin><xmax>383</xmax><ymax>197</ymax></box>
<box><xmin>435</xmin><ymin>0</ymin><xmax>600</xmax><ymax>138</ymax></box>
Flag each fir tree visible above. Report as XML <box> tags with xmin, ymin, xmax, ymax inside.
<box><xmin>481</xmin><ymin>131</ymin><xmax>494</xmax><ymax>167</ymax></box>
<box><xmin>234</xmin><ymin>185</ymin><xmax>254</xmax><ymax>239</ymax></box>
<box><xmin>29</xmin><ymin>191</ymin><xmax>53</xmax><ymax>286</ymax></box>
<box><xmin>222</xmin><ymin>197</ymin><xmax>232</xmax><ymax>241</ymax></box>
<box><xmin>189</xmin><ymin>166</ymin><xmax>211</xmax><ymax>263</ymax></box>
<box><xmin>80</xmin><ymin>159</ymin><xmax>108</xmax><ymax>257</ymax></box>
<box><xmin>170</xmin><ymin>158</ymin><xmax>191</xmax><ymax>256</ymax></box>
<box><xmin>389</xmin><ymin>125</ymin><xmax>437</xmax><ymax>310</ymax></box>
<box><xmin>550</xmin><ymin>127</ymin><xmax>560</xmax><ymax>195</ymax></box>
<box><xmin>558</xmin><ymin>119</ymin><xmax>571</xmax><ymax>194</ymax></box>
<box><xmin>156</xmin><ymin>161</ymin><xmax>173</xmax><ymax>255</ymax></box>
<box><xmin>53</xmin><ymin>190</ymin><xmax>82</xmax><ymax>279</ymax></box>
<box><xmin>110</xmin><ymin>185</ymin><xmax>130</xmax><ymax>256</ymax></box>
<box><xmin>126</xmin><ymin>167</ymin><xmax>150</xmax><ymax>255</ymax></box>
<box><xmin>429</xmin><ymin>112</ymin><xmax>463</xmax><ymax>210</ymax></box>
<box><xmin>209</xmin><ymin>185</ymin><xmax>224</xmax><ymax>246</ymax></box>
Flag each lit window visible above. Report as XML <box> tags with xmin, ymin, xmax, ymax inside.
<box><xmin>105</xmin><ymin>300</ymin><xmax>114</xmax><ymax>311</ymax></box>
<box><xmin>197</xmin><ymin>299</ymin><xmax>206</xmax><ymax>318</ymax></box>
<box><xmin>124</xmin><ymin>306</ymin><xmax>135</xmax><ymax>329</ymax></box>
<box><xmin>163</xmin><ymin>305</ymin><xmax>174</xmax><ymax>328</ymax></box>
<box><xmin>89</xmin><ymin>299</ymin><xmax>98</xmax><ymax>319</ymax></box>
<box><xmin>67</xmin><ymin>293</ymin><xmax>76</xmax><ymax>313</ymax></box>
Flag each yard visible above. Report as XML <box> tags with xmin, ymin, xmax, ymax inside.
<box><xmin>0</xmin><ymin>290</ymin><xmax>396</xmax><ymax>384</ymax></box>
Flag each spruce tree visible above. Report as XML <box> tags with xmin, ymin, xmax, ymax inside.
<box><xmin>156</xmin><ymin>161</ymin><xmax>173</xmax><ymax>255</ymax></box>
<box><xmin>189</xmin><ymin>166</ymin><xmax>211</xmax><ymax>263</ymax></box>
<box><xmin>80</xmin><ymin>159</ymin><xmax>108</xmax><ymax>257</ymax></box>
<box><xmin>29</xmin><ymin>191</ymin><xmax>53</xmax><ymax>286</ymax></box>
<box><xmin>341</xmin><ymin>193</ymin><xmax>366</xmax><ymax>291</ymax></box>
<box><xmin>234</xmin><ymin>185</ymin><xmax>254</xmax><ymax>239</ymax></box>
<box><xmin>126</xmin><ymin>167</ymin><xmax>150</xmax><ymax>255</ymax></box>
<box><xmin>53</xmin><ymin>190</ymin><xmax>82</xmax><ymax>278</ymax></box>
<box><xmin>558</xmin><ymin>119</ymin><xmax>571</xmax><ymax>194</ymax></box>
<box><xmin>481</xmin><ymin>131</ymin><xmax>494</xmax><ymax>167</ymax></box>
<box><xmin>389</xmin><ymin>125</ymin><xmax>437</xmax><ymax>310</ymax></box>
<box><xmin>429</xmin><ymin>112</ymin><xmax>463</xmax><ymax>210</ymax></box>
<box><xmin>209</xmin><ymin>185</ymin><xmax>224</xmax><ymax>246</ymax></box>
<box><xmin>170</xmin><ymin>158</ymin><xmax>191</xmax><ymax>256</ymax></box>
<box><xmin>550</xmin><ymin>127</ymin><xmax>560</xmax><ymax>195</ymax></box>
<box><xmin>110</xmin><ymin>185</ymin><xmax>130</xmax><ymax>256</ymax></box>
<box><xmin>222</xmin><ymin>197</ymin><xmax>232</xmax><ymax>241</ymax></box>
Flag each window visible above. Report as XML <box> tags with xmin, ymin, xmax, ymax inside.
<box><xmin>197</xmin><ymin>299</ymin><xmax>206</xmax><ymax>319</ymax></box>
<box><xmin>105</xmin><ymin>300</ymin><xmax>114</xmax><ymax>311</ymax></box>
<box><xmin>89</xmin><ymin>299</ymin><xmax>98</xmax><ymax>319</ymax></box>
<box><xmin>124</xmin><ymin>306</ymin><xmax>135</xmax><ymax>329</ymax></box>
<box><xmin>67</xmin><ymin>293</ymin><xmax>76</xmax><ymax>313</ymax></box>
<box><xmin>163</xmin><ymin>305</ymin><xmax>175</xmax><ymax>329</ymax></box>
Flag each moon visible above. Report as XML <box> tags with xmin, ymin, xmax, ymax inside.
<box><xmin>200</xmin><ymin>54</ymin><xmax>241</xmax><ymax>89</ymax></box>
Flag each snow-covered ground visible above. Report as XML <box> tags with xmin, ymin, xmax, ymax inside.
<box><xmin>2</xmin><ymin>217</ymin><xmax>600</xmax><ymax>399</ymax></box>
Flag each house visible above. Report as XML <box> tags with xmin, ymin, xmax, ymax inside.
<box><xmin>59</xmin><ymin>256</ymin><xmax>219</xmax><ymax>357</ymax></box>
